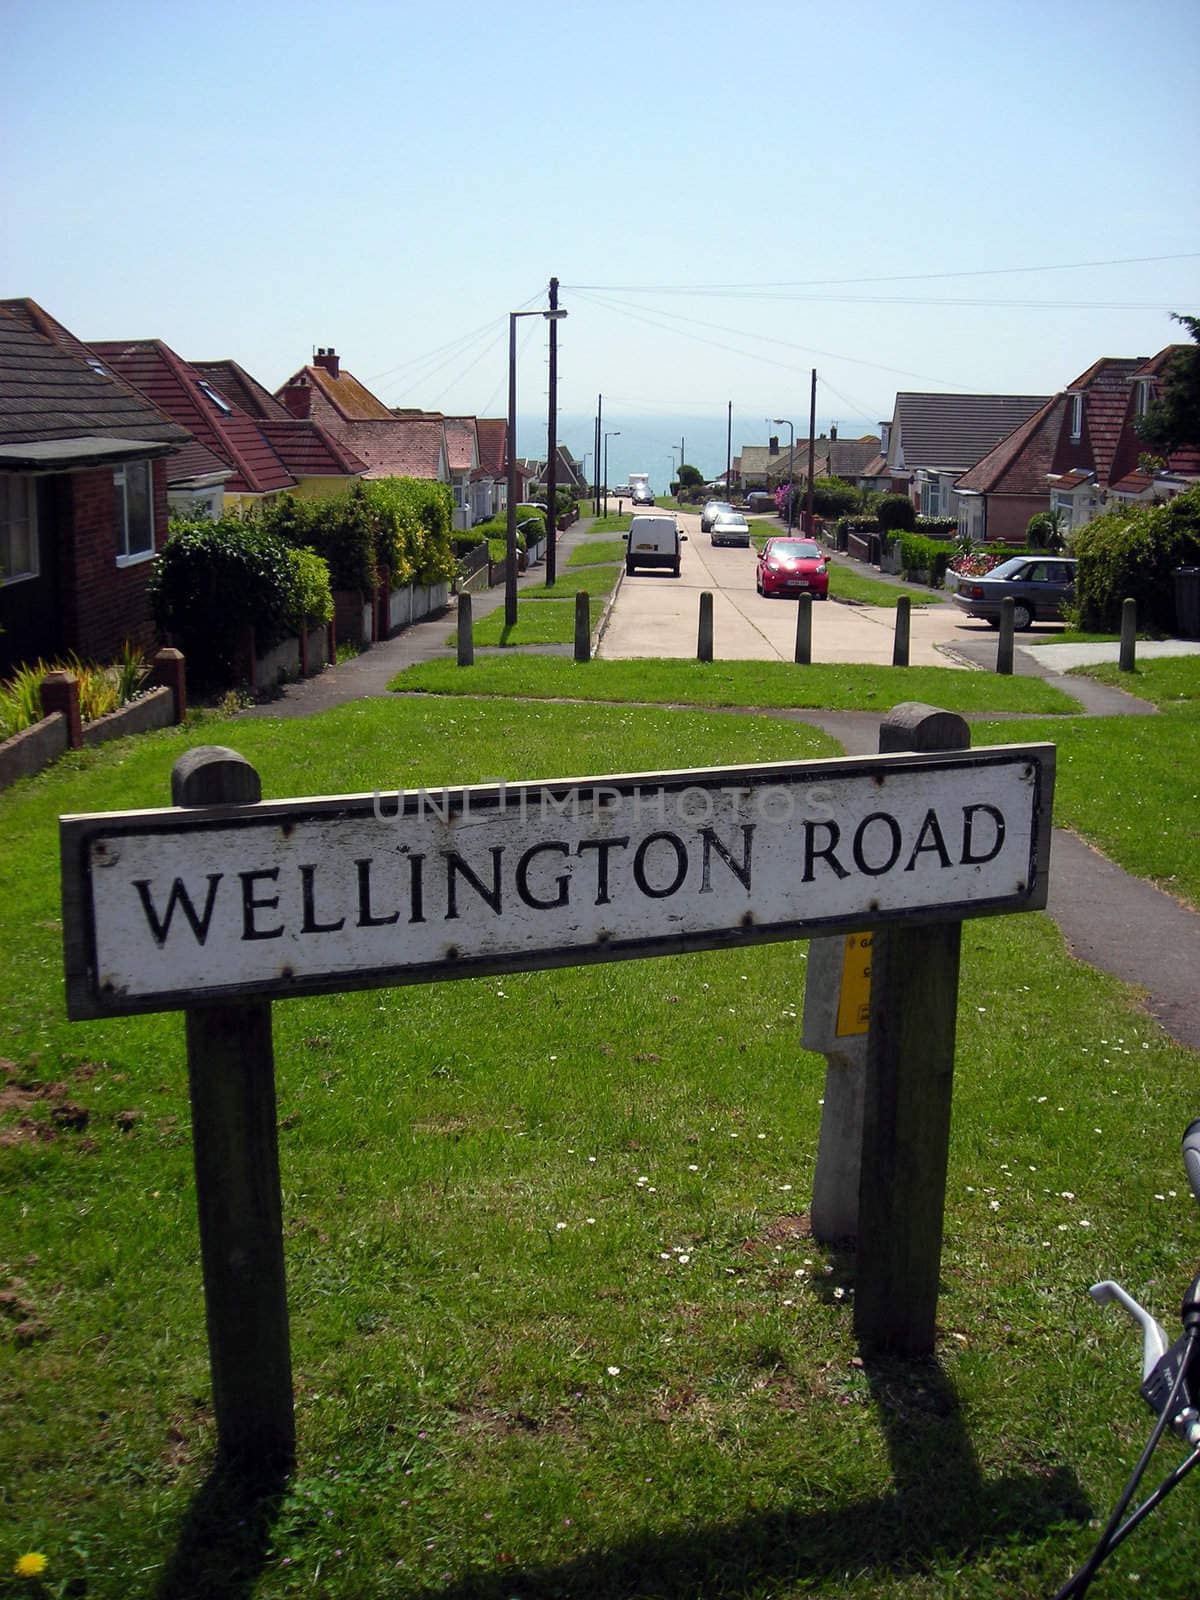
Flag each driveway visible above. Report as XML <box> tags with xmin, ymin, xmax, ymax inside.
<box><xmin>599</xmin><ymin>509</ymin><xmax>970</xmax><ymax>666</ymax></box>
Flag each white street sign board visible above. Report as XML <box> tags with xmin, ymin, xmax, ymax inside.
<box><xmin>61</xmin><ymin>745</ymin><xmax>1054</xmax><ymax>1018</ymax></box>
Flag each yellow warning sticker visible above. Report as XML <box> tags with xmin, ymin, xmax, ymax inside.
<box><xmin>835</xmin><ymin>931</ymin><xmax>873</xmax><ymax>1037</ymax></box>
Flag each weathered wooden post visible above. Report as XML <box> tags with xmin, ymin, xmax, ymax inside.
<box><xmin>854</xmin><ymin>704</ymin><xmax>970</xmax><ymax>1358</ymax></box>
<box><xmin>892</xmin><ymin>595</ymin><xmax>911</xmax><ymax>667</ymax></box>
<box><xmin>1119</xmin><ymin>597</ymin><xmax>1137</xmax><ymax>673</ymax></box>
<box><xmin>794</xmin><ymin>594</ymin><xmax>813</xmax><ymax>665</ymax></box>
<box><xmin>698</xmin><ymin>592</ymin><xmax>714</xmax><ymax>662</ymax></box>
<box><xmin>173</xmin><ymin>747</ymin><xmax>294</xmax><ymax>1476</ymax></box>
<box><xmin>456</xmin><ymin>591</ymin><xmax>474</xmax><ymax>667</ymax></box>
<box><xmin>151</xmin><ymin>647</ymin><xmax>187</xmax><ymax>724</ymax></box>
<box><xmin>40</xmin><ymin>671</ymin><xmax>82</xmax><ymax>749</ymax></box>
<box><xmin>996</xmin><ymin>596</ymin><xmax>1015</xmax><ymax>675</ymax></box>
<box><xmin>574</xmin><ymin>592</ymin><xmax>591</xmax><ymax>662</ymax></box>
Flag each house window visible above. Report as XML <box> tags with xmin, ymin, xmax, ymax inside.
<box><xmin>1069</xmin><ymin>393</ymin><xmax>1083</xmax><ymax>442</ymax></box>
<box><xmin>1051</xmin><ymin>491</ymin><xmax>1074</xmax><ymax>531</ymax></box>
<box><xmin>113</xmin><ymin>461</ymin><xmax>155</xmax><ymax>563</ymax></box>
<box><xmin>1134</xmin><ymin>380</ymin><xmax>1152</xmax><ymax>418</ymax></box>
<box><xmin>197</xmin><ymin>380</ymin><xmax>232</xmax><ymax>415</ymax></box>
<box><xmin>1</xmin><ymin>475</ymin><xmax>38</xmax><ymax>585</ymax></box>
<box><xmin>919</xmin><ymin>474</ymin><xmax>941</xmax><ymax>517</ymax></box>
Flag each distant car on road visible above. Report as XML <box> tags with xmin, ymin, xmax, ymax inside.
<box><xmin>756</xmin><ymin>536</ymin><xmax>829</xmax><ymax>598</ymax></box>
<box><xmin>631</xmin><ymin>484</ymin><xmax>655</xmax><ymax>506</ymax></box>
<box><xmin>700</xmin><ymin>499</ymin><xmax>734</xmax><ymax>532</ymax></box>
<box><xmin>709</xmin><ymin>511</ymin><xmax>751</xmax><ymax>548</ymax></box>
<box><xmin>951</xmin><ymin>555</ymin><xmax>1076</xmax><ymax>631</ymax></box>
<box><xmin>613</xmin><ymin>483</ymin><xmax>632</xmax><ymax>498</ymax></box>
<box><xmin>623</xmin><ymin>514</ymin><xmax>687</xmax><ymax>576</ymax></box>
<box><xmin>745</xmin><ymin>491</ymin><xmax>776</xmax><ymax>513</ymax></box>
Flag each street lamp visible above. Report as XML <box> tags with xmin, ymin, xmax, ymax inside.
<box><xmin>507</xmin><ymin>306</ymin><xmax>568</xmax><ymax>627</ymax></box>
<box><xmin>603</xmin><ymin>431</ymin><xmax>620</xmax><ymax>517</ymax></box>
<box><xmin>773</xmin><ymin>418</ymin><xmax>795</xmax><ymax>531</ymax></box>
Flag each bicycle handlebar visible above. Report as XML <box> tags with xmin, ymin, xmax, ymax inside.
<box><xmin>1182</xmin><ymin>1118</ymin><xmax>1200</xmax><ymax>1206</ymax></box>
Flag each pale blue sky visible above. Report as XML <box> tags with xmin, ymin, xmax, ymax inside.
<box><xmin>4</xmin><ymin>0</ymin><xmax>1198</xmax><ymax>478</ymax></box>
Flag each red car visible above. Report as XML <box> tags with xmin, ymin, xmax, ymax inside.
<box><xmin>756</xmin><ymin>537</ymin><xmax>829</xmax><ymax>598</ymax></box>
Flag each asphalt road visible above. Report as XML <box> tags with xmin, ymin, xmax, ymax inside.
<box><xmin>599</xmin><ymin>508</ymin><xmax>977</xmax><ymax>665</ymax></box>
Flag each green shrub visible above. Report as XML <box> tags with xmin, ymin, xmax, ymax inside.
<box><xmin>915</xmin><ymin>516</ymin><xmax>958</xmax><ymax>537</ymax></box>
<box><xmin>809</xmin><ymin>476</ymin><xmax>862</xmax><ymax>518</ymax></box>
<box><xmin>284</xmin><ymin>546</ymin><xmax>334</xmax><ymax>632</ymax></box>
<box><xmin>1069</xmin><ymin>486</ymin><xmax>1200</xmax><ymax>631</ymax></box>
<box><xmin>302</xmin><ymin>483</ymin><xmax>378</xmax><ymax>593</ymax></box>
<box><xmin>1026</xmin><ymin>509</ymin><xmax>1067</xmax><ymax>552</ymax></box>
<box><xmin>150</xmin><ymin>514</ymin><xmax>296</xmax><ymax>684</ymax></box>
<box><xmin>898</xmin><ymin>532</ymin><xmax>954</xmax><ymax>585</ymax></box>
<box><xmin>877</xmin><ymin>493</ymin><xmax>917</xmax><ymax>533</ymax></box>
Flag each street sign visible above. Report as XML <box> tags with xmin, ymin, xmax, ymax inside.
<box><xmin>62</xmin><ymin>744</ymin><xmax>1054</xmax><ymax>1019</ymax></box>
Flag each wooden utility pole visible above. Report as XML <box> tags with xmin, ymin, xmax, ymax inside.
<box><xmin>546</xmin><ymin>277</ymin><xmax>559</xmax><ymax>587</ymax></box>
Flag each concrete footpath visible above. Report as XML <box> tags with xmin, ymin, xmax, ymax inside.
<box><xmin>240</xmin><ymin>517</ymin><xmax>1200</xmax><ymax>1054</ymax></box>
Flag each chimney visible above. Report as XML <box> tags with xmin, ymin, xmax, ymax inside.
<box><xmin>830</xmin><ymin>423</ymin><xmax>838</xmax><ymax>441</ymax></box>
<box><xmin>282</xmin><ymin>376</ymin><xmax>312</xmax><ymax>419</ymax></box>
<box><xmin>314</xmin><ymin>347</ymin><xmax>340</xmax><ymax>379</ymax></box>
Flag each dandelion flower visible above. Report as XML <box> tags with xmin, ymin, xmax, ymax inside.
<box><xmin>13</xmin><ymin>1553</ymin><xmax>47</xmax><ymax>1579</ymax></box>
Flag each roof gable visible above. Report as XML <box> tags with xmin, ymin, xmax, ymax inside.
<box><xmin>275</xmin><ymin>360</ymin><xmax>394</xmax><ymax>422</ymax></box>
<box><xmin>892</xmin><ymin>393</ymin><xmax>1051</xmax><ymax>473</ymax></box>
<box><xmin>191</xmin><ymin>359</ymin><xmax>290</xmax><ymax>420</ymax></box>
<box><xmin>955</xmin><ymin>394</ymin><xmax>1068</xmax><ymax>496</ymax></box>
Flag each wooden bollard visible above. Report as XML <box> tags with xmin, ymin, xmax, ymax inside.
<box><xmin>574</xmin><ymin>591</ymin><xmax>591</xmax><ymax>662</ymax></box>
<box><xmin>855</xmin><ymin>704</ymin><xmax>970</xmax><ymax>1359</ymax></box>
<box><xmin>1119</xmin><ymin>597</ymin><xmax>1137</xmax><ymax>673</ymax></box>
<box><xmin>40</xmin><ymin>670</ymin><xmax>82</xmax><ymax>748</ymax></box>
<box><xmin>173</xmin><ymin>747</ymin><xmax>295</xmax><ymax>1477</ymax></box>
<box><xmin>457</xmin><ymin>592</ymin><xmax>474</xmax><ymax>667</ymax></box>
<box><xmin>794</xmin><ymin>594</ymin><xmax>812</xmax><ymax>664</ymax></box>
<box><xmin>697</xmin><ymin>592</ymin><xmax>714</xmax><ymax>662</ymax></box>
<box><xmin>892</xmin><ymin>595</ymin><xmax>911</xmax><ymax>667</ymax></box>
<box><xmin>996</xmin><ymin>596</ymin><xmax>1014</xmax><ymax>675</ymax></box>
<box><xmin>152</xmin><ymin>647</ymin><xmax>187</xmax><ymax>723</ymax></box>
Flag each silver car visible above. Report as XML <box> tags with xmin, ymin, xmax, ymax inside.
<box><xmin>700</xmin><ymin>499</ymin><xmax>734</xmax><ymax>532</ymax></box>
<box><xmin>709</xmin><ymin>511</ymin><xmax>752</xmax><ymax>548</ymax></box>
<box><xmin>951</xmin><ymin>556</ymin><xmax>1077</xmax><ymax>631</ymax></box>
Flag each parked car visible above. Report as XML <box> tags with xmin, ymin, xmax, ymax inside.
<box><xmin>709</xmin><ymin>511</ymin><xmax>751</xmax><ymax>548</ymax></box>
<box><xmin>951</xmin><ymin>556</ymin><xmax>1077</xmax><ymax>631</ymax></box>
<box><xmin>701</xmin><ymin>498</ymin><xmax>734</xmax><ymax>532</ymax></box>
<box><xmin>756</xmin><ymin>536</ymin><xmax>829</xmax><ymax>598</ymax></box>
<box><xmin>631</xmin><ymin>484</ymin><xmax>655</xmax><ymax>506</ymax></box>
<box><xmin>623</xmin><ymin>514</ymin><xmax>687</xmax><ymax>576</ymax></box>
<box><xmin>613</xmin><ymin>483</ymin><xmax>632</xmax><ymax>498</ymax></box>
<box><xmin>745</xmin><ymin>491</ymin><xmax>776</xmax><ymax>513</ymax></box>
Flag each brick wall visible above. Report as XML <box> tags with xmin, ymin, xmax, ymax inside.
<box><xmin>61</xmin><ymin>459</ymin><xmax>169</xmax><ymax>661</ymax></box>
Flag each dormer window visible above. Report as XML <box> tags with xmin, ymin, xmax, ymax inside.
<box><xmin>197</xmin><ymin>380</ymin><xmax>232</xmax><ymax>415</ymax></box>
<box><xmin>1134</xmin><ymin>379</ymin><xmax>1153</xmax><ymax>418</ymax></box>
<box><xmin>1069</xmin><ymin>393</ymin><xmax>1083</xmax><ymax>442</ymax></box>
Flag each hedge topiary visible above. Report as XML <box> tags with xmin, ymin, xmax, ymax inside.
<box><xmin>877</xmin><ymin>493</ymin><xmax>917</xmax><ymax>533</ymax></box>
<box><xmin>1069</xmin><ymin>486</ymin><xmax>1200</xmax><ymax>632</ymax></box>
<box><xmin>150</xmin><ymin>515</ymin><xmax>297</xmax><ymax>684</ymax></box>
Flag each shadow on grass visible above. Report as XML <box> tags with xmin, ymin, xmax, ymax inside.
<box><xmin>152</xmin><ymin>1460</ymin><xmax>288</xmax><ymax>1600</ymax></box>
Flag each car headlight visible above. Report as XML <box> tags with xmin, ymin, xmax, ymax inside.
<box><xmin>766</xmin><ymin>562</ymin><xmax>780</xmax><ymax>572</ymax></box>
<box><xmin>815</xmin><ymin>563</ymin><xmax>826</xmax><ymax>574</ymax></box>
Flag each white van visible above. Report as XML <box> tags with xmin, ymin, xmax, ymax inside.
<box><xmin>623</xmin><ymin>514</ymin><xmax>687</xmax><ymax>577</ymax></box>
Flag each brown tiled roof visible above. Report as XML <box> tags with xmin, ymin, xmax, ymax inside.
<box><xmin>442</xmin><ymin>416</ymin><xmax>477</xmax><ymax>473</ymax></box>
<box><xmin>336</xmin><ymin>419</ymin><xmax>446</xmax><ymax>479</ymax></box>
<box><xmin>476</xmin><ymin>417</ymin><xmax>507</xmax><ymax>477</ymax></box>
<box><xmin>277</xmin><ymin>362</ymin><xmax>394</xmax><ymax>421</ymax></box>
<box><xmin>93</xmin><ymin>339</ymin><xmax>296</xmax><ymax>495</ymax></box>
<box><xmin>955</xmin><ymin>395</ymin><xmax>1068</xmax><ymax>496</ymax></box>
<box><xmin>826</xmin><ymin>437</ymin><xmax>881</xmax><ymax>477</ymax></box>
<box><xmin>259</xmin><ymin>421</ymin><xmax>367</xmax><ymax>479</ymax></box>
<box><xmin>0</xmin><ymin>298</ymin><xmax>190</xmax><ymax>449</ymax></box>
<box><xmin>191</xmin><ymin>359</ymin><xmax>289</xmax><ymax>420</ymax></box>
<box><xmin>893</xmin><ymin>393</ymin><xmax>1051</xmax><ymax>473</ymax></box>
<box><xmin>857</xmin><ymin>453</ymin><xmax>890</xmax><ymax>479</ymax></box>
<box><xmin>1051</xmin><ymin>358</ymin><xmax>1144</xmax><ymax>489</ymax></box>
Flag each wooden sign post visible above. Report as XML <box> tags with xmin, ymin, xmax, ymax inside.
<box><xmin>61</xmin><ymin>723</ymin><xmax>1055</xmax><ymax>1467</ymax></box>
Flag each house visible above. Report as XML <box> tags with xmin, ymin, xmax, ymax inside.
<box><xmin>523</xmin><ymin>444</ymin><xmax>589</xmax><ymax>499</ymax></box>
<box><xmin>954</xmin><ymin>351</ymin><xmax>1199</xmax><ymax>542</ymax></box>
<box><xmin>734</xmin><ymin>430</ymin><xmax>881</xmax><ymax>493</ymax></box>
<box><xmin>0</xmin><ymin>299</ymin><xmax>190</xmax><ymax>674</ymax></box>
<box><xmin>442</xmin><ymin>416</ymin><xmax>482</xmax><ymax>529</ymax></box>
<box><xmin>92</xmin><ymin>340</ymin><xmax>366</xmax><ymax>517</ymax></box>
<box><xmin>475</xmin><ymin>418</ymin><xmax>510</xmax><ymax>519</ymax></box>
<box><xmin>882</xmin><ymin>392</ymin><xmax>1051</xmax><ymax>523</ymax></box>
<box><xmin>275</xmin><ymin>349</ymin><xmax>450</xmax><ymax>491</ymax></box>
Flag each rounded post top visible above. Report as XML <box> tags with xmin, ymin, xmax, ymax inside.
<box><xmin>878</xmin><ymin>703</ymin><xmax>970</xmax><ymax>754</ymax></box>
<box><xmin>172</xmin><ymin>746</ymin><xmax>262</xmax><ymax>807</ymax></box>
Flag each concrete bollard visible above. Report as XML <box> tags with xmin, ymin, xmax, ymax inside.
<box><xmin>697</xmin><ymin>592</ymin><xmax>714</xmax><ymax>662</ymax></box>
<box><xmin>892</xmin><ymin>595</ymin><xmax>911</xmax><ymax>667</ymax></box>
<box><xmin>456</xmin><ymin>592</ymin><xmax>474</xmax><ymax>667</ymax></box>
<box><xmin>574</xmin><ymin>592</ymin><xmax>591</xmax><ymax>662</ymax></box>
<box><xmin>996</xmin><ymin>596</ymin><xmax>1014</xmax><ymax>675</ymax></box>
<box><xmin>1119</xmin><ymin>597</ymin><xmax>1137</xmax><ymax>673</ymax></box>
<box><xmin>794</xmin><ymin>593</ymin><xmax>812</xmax><ymax>664</ymax></box>
<box><xmin>151</xmin><ymin>647</ymin><xmax>187</xmax><ymax>724</ymax></box>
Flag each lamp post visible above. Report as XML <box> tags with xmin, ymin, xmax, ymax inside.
<box><xmin>773</xmin><ymin>418</ymin><xmax>795</xmax><ymax>531</ymax></box>
<box><xmin>507</xmin><ymin>306</ymin><xmax>568</xmax><ymax>627</ymax></box>
<box><xmin>603</xmin><ymin>430</ymin><xmax>620</xmax><ymax>517</ymax></box>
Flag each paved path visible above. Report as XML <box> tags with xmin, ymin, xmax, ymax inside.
<box><xmin>238</xmin><ymin>514</ymin><xmax>1200</xmax><ymax>1053</ymax></box>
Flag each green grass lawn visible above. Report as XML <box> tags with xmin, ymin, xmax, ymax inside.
<box><xmin>829</xmin><ymin>565</ymin><xmax>939</xmax><ymax>608</ymax></box>
<box><xmin>522</xmin><ymin>565</ymin><xmax>621</xmax><ymax>602</ymax></box>
<box><xmin>567</xmin><ymin>540</ymin><xmax>628</xmax><ymax>568</ymax></box>
<box><xmin>1071</xmin><ymin>653</ymin><xmax>1200</xmax><ymax>705</ymax></box>
<box><xmin>447</xmin><ymin>596</ymin><xmax>605</xmax><ymax>648</ymax></box>
<box><xmin>586</xmin><ymin>513</ymin><xmax>633</xmax><ymax>534</ymax></box>
<box><xmin>393</xmin><ymin>654</ymin><xmax>1078</xmax><ymax>715</ymax></box>
<box><xmin>1</xmin><ymin>697</ymin><xmax>1196</xmax><ymax>1598</ymax></box>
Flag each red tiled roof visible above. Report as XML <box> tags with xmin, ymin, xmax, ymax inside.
<box><xmin>336</xmin><ymin>419</ymin><xmax>445</xmax><ymax>479</ymax></box>
<box><xmin>191</xmin><ymin>359</ymin><xmax>289</xmax><ymax>420</ymax></box>
<box><xmin>1048</xmin><ymin>469</ymin><xmax>1094</xmax><ymax>490</ymax></box>
<box><xmin>442</xmin><ymin>416</ymin><xmax>477</xmax><ymax>473</ymax></box>
<box><xmin>476</xmin><ymin>418</ymin><xmax>507</xmax><ymax>477</ymax></box>
<box><xmin>258</xmin><ymin>420</ymin><xmax>367</xmax><ymax>478</ymax></box>
<box><xmin>92</xmin><ymin>338</ymin><xmax>296</xmax><ymax>494</ymax></box>
<box><xmin>0</xmin><ymin>298</ymin><xmax>190</xmax><ymax>449</ymax></box>
<box><xmin>956</xmin><ymin>395</ymin><xmax>1068</xmax><ymax>496</ymax></box>
<box><xmin>1051</xmin><ymin>358</ymin><xmax>1144</xmax><ymax>489</ymax></box>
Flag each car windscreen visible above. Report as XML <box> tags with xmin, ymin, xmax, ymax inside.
<box><xmin>988</xmin><ymin>557</ymin><xmax>1032</xmax><ymax>580</ymax></box>
<box><xmin>768</xmin><ymin>541</ymin><xmax>820</xmax><ymax>560</ymax></box>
